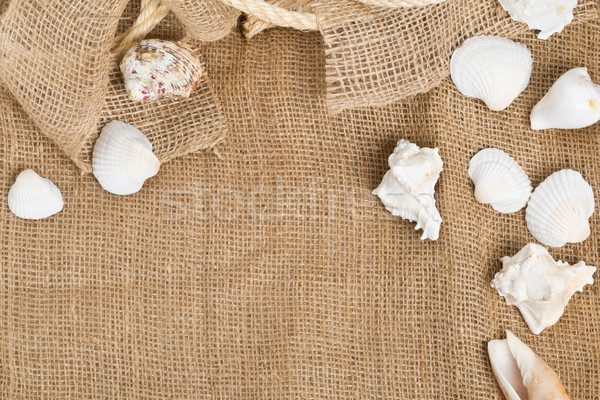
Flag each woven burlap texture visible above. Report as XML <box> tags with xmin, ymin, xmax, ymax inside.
<box><xmin>2</xmin><ymin>0</ymin><xmax>600</xmax><ymax>399</ymax></box>
<box><xmin>313</xmin><ymin>0</ymin><xmax>599</xmax><ymax>113</ymax></box>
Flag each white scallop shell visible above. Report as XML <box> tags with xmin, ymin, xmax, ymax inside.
<box><xmin>468</xmin><ymin>148</ymin><xmax>532</xmax><ymax>213</ymax></box>
<box><xmin>488</xmin><ymin>331</ymin><xmax>571</xmax><ymax>400</ymax></box>
<box><xmin>120</xmin><ymin>39</ymin><xmax>204</xmax><ymax>102</ymax></box>
<box><xmin>92</xmin><ymin>121</ymin><xmax>161</xmax><ymax>196</ymax></box>
<box><xmin>526</xmin><ymin>169</ymin><xmax>594</xmax><ymax>247</ymax></box>
<box><xmin>450</xmin><ymin>36</ymin><xmax>532</xmax><ymax>111</ymax></box>
<box><xmin>531</xmin><ymin>67</ymin><xmax>600</xmax><ymax>130</ymax></box>
<box><xmin>8</xmin><ymin>169</ymin><xmax>63</xmax><ymax>220</ymax></box>
<box><xmin>492</xmin><ymin>243</ymin><xmax>595</xmax><ymax>334</ymax></box>
<box><xmin>373</xmin><ymin>139</ymin><xmax>443</xmax><ymax>240</ymax></box>
<box><xmin>498</xmin><ymin>0</ymin><xmax>577</xmax><ymax>40</ymax></box>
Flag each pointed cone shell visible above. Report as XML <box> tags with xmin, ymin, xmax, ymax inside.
<box><xmin>468</xmin><ymin>148</ymin><xmax>532</xmax><ymax>213</ymax></box>
<box><xmin>451</xmin><ymin>36</ymin><xmax>532</xmax><ymax>111</ymax></box>
<box><xmin>373</xmin><ymin>139</ymin><xmax>443</xmax><ymax>241</ymax></box>
<box><xmin>488</xmin><ymin>331</ymin><xmax>570</xmax><ymax>400</ymax></box>
<box><xmin>120</xmin><ymin>39</ymin><xmax>204</xmax><ymax>102</ymax></box>
<box><xmin>498</xmin><ymin>0</ymin><xmax>576</xmax><ymax>40</ymax></box>
<box><xmin>93</xmin><ymin>121</ymin><xmax>161</xmax><ymax>196</ymax></box>
<box><xmin>492</xmin><ymin>243</ymin><xmax>595</xmax><ymax>334</ymax></box>
<box><xmin>8</xmin><ymin>169</ymin><xmax>63</xmax><ymax>220</ymax></box>
<box><xmin>526</xmin><ymin>169</ymin><xmax>594</xmax><ymax>247</ymax></box>
<box><xmin>531</xmin><ymin>67</ymin><xmax>600</xmax><ymax>130</ymax></box>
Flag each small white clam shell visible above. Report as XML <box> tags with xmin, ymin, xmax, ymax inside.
<box><xmin>468</xmin><ymin>148</ymin><xmax>532</xmax><ymax>213</ymax></box>
<box><xmin>488</xmin><ymin>331</ymin><xmax>571</xmax><ymax>400</ymax></box>
<box><xmin>8</xmin><ymin>169</ymin><xmax>63</xmax><ymax>220</ymax></box>
<box><xmin>526</xmin><ymin>169</ymin><xmax>594</xmax><ymax>247</ymax></box>
<box><xmin>373</xmin><ymin>139</ymin><xmax>443</xmax><ymax>240</ymax></box>
<box><xmin>451</xmin><ymin>36</ymin><xmax>532</xmax><ymax>111</ymax></box>
<box><xmin>92</xmin><ymin>121</ymin><xmax>161</xmax><ymax>196</ymax></box>
<box><xmin>498</xmin><ymin>0</ymin><xmax>577</xmax><ymax>40</ymax></box>
<box><xmin>120</xmin><ymin>39</ymin><xmax>204</xmax><ymax>102</ymax></box>
<box><xmin>492</xmin><ymin>243</ymin><xmax>595</xmax><ymax>334</ymax></box>
<box><xmin>531</xmin><ymin>67</ymin><xmax>600</xmax><ymax>130</ymax></box>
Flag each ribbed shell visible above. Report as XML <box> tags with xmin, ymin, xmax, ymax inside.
<box><xmin>468</xmin><ymin>148</ymin><xmax>532</xmax><ymax>213</ymax></box>
<box><xmin>498</xmin><ymin>0</ymin><xmax>577</xmax><ymax>40</ymax></box>
<box><xmin>526</xmin><ymin>169</ymin><xmax>594</xmax><ymax>247</ymax></box>
<box><xmin>450</xmin><ymin>36</ymin><xmax>532</xmax><ymax>111</ymax></box>
<box><xmin>92</xmin><ymin>121</ymin><xmax>161</xmax><ymax>196</ymax></box>
<box><xmin>8</xmin><ymin>169</ymin><xmax>63</xmax><ymax>220</ymax></box>
<box><xmin>120</xmin><ymin>39</ymin><xmax>204</xmax><ymax>102</ymax></box>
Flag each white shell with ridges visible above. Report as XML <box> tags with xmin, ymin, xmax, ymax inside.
<box><xmin>468</xmin><ymin>148</ymin><xmax>532</xmax><ymax>213</ymax></box>
<box><xmin>498</xmin><ymin>0</ymin><xmax>577</xmax><ymax>40</ymax></box>
<box><xmin>8</xmin><ymin>169</ymin><xmax>63</xmax><ymax>220</ymax></box>
<box><xmin>450</xmin><ymin>36</ymin><xmax>532</xmax><ymax>111</ymax></box>
<box><xmin>93</xmin><ymin>121</ymin><xmax>161</xmax><ymax>196</ymax></box>
<box><xmin>531</xmin><ymin>68</ymin><xmax>600</xmax><ymax>130</ymax></box>
<box><xmin>526</xmin><ymin>169</ymin><xmax>594</xmax><ymax>247</ymax></box>
<box><xmin>488</xmin><ymin>331</ymin><xmax>571</xmax><ymax>400</ymax></box>
<box><xmin>373</xmin><ymin>139</ymin><xmax>443</xmax><ymax>240</ymax></box>
<box><xmin>492</xmin><ymin>243</ymin><xmax>595</xmax><ymax>334</ymax></box>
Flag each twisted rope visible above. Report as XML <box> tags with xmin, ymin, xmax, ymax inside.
<box><xmin>243</xmin><ymin>0</ymin><xmax>312</xmax><ymax>39</ymax></box>
<box><xmin>112</xmin><ymin>0</ymin><xmax>170</xmax><ymax>55</ymax></box>
<box><xmin>219</xmin><ymin>0</ymin><xmax>317</xmax><ymax>31</ymax></box>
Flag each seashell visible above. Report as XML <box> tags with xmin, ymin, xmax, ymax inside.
<box><xmin>498</xmin><ymin>0</ymin><xmax>577</xmax><ymax>40</ymax></box>
<box><xmin>450</xmin><ymin>36</ymin><xmax>532</xmax><ymax>111</ymax></box>
<box><xmin>93</xmin><ymin>120</ymin><xmax>161</xmax><ymax>196</ymax></box>
<box><xmin>530</xmin><ymin>67</ymin><xmax>600</xmax><ymax>130</ymax></box>
<box><xmin>525</xmin><ymin>169</ymin><xmax>594</xmax><ymax>247</ymax></box>
<box><xmin>468</xmin><ymin>148</ymin><xmax>532</xmax><ymax>213</ymax></box>
<box><xmin>488</xmin><ymin>330</ymin><xmax>571</xmax><ymax>400</ymax></box>
<box><xmin>492</xmin><ymin>243</ymin><xmax>595</xmax><ymax>334</ymax></box>
<box><xmin>373</xmin><ymin>139</ymin><xmax>443</xmax><ymax>240</ymax></box>
<box><xmin>120</xmin><ymin>39</ymin><xmax>204</xmax><ymax>102</ymax></box>
<box><xmin>8</xmin><ymin>169</ymin><xmax>63</xmax><ymax>220</ymax></box>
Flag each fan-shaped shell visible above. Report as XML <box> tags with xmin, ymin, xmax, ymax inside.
<box><xmin>8</xmin><ymin>169</ymin><xmax>63</xmax><ymax>220</ymax></box>
<box><xmin>92</xmin><ymin>121</ymin><xmax>161</xmax><ymax>196</ymax></box>
<box><xmin>498</xmin><ymin>0</ymin><xmax>577</xmax><ymax>40</ymax></box>
<box><xmin>531</xmin><ymin>67</ymin><xmax>600</xmax><ymax>130</ymax></box>
<box><xmin>450</xmin><ymin>36</ymin><xmax>532</xmax><ymax>111</ymax></box>
<box><xmin>468</xmin><ymin>148</ymin><xmax>532</xmax><ymax>213</ymax></box>
<box><xmin>526</xmin><ymin>169</ymin><xmax>594</xmax><ymax>247</ymax></box>
<box><xmin>492</xmin><ymin>243</ymin><xmax>595</xmax><ymax>334</ymax></box>
<box><xmin>373</xmin><ymin>139</ymin><xmax>443</xmax><ymax>240</ymax></box>
<box><xmin>120</xmin><ymin>39</ymin><xmax>204</xmax><ymax>102</ymax></box>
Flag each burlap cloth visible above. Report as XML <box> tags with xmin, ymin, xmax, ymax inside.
<box><xmin>1</xmin><ymin>0</ymin><xmax>599</xmax><ymax>398</ymax></box>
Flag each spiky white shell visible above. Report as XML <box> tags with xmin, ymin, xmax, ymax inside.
<box><xmin>373</xmin><ymin>139</ymin><xmax>443</xmax><ymax>240</ymax></box>
<box><xmin>468</xmin><ymin>148</ymin><xmax>532</xmax><ymax>213</ymax></box>
<box><xmin>488</xmin><ymin>331</ymin><xmax>571</xmax><ymax>400</ymax></box>
<box><xmin>498</xmin><ymin>0</ymin><xmax>577</xmax><ymax>40</ymax></box>
<box><xmin>8</xmin><ymin>169</ymin><xmax>63</xmax><ymax>220</ymax></box>
<box><xmin>492</xmin><ymin>243</ymin><xmax>595</xmax><ymax>334</ymax></box>
<box><xmin>450</xmin><ymin>36</ymin><xmax>532</xmax><ymax>111</ymax></box>
<box><xmin>120</xmin><ymin>39</ymin><xmax>204</xmax><ymax>102</ymax></box>
<box><xmin>531</xmin><ymin>67</ymin><xmax>600</xmax><ymax>130</ymax></box>
<box><xmin>526</xmin><ymin>169</ymin><xmax>594</xmax><ymax>247</ymax></box>
<box><xmin>92</xmin><ymin>121</ymin><xmax>161</xmax><ymax>196</ymax></box>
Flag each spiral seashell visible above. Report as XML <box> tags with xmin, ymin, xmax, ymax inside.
<box><xmin>92</xmin><ymin>121</ymin><xmax>161</xmax><ymax>196</ymax></box>
<box><xmin>451</xmin><ymin>36</ymin><xmax>532</xmax><ymax>111</ymax></box>
<box><xmin>498</xmin><ymin>0</ymin><xmax>577</xmax><ymax>40</ymax></box>
<box><xmin>8</xmin><ymin>169</ymin><xmax>63</xmax><ymax>220</ymax></box>
<box><xmin>120</xmin><ymin>39</ymin><xmax>204</xmax><ymax>102</ymax></box>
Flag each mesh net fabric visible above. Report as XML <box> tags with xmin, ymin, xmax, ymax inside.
<box><xmin>1</xmin><ymin>0</ymin><xmax>600</xmax><ymax>399</ymax></box>
<box><xmin>313</xmin><ymin>0</ymin><xmax>599</xmax><ymax>113</ymax></box>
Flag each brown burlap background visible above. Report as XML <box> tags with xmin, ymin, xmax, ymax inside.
<box><xmin>314</xmin><ymin>0</ymin><xmax>599</xmax><ymax>113</ymax></box>
<box><xmin>1</xmin><ymin>0</ymin><xmax>600</xmax><ymax>398</ymax></box>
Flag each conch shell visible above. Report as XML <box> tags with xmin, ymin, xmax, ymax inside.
<box><xmin>372</xmin><ymin>139</ymin><xmax>443</xmax><ymax>240</ymax></box>
<box><xmin>531</xmin><ymin>67</ymin><xmax>600</xmax><ymax>130</ymax></box>
<box><xmin>492</xmin><ymin>243</ymin><xmax>595</xmax><ymax>334</ymax></box>
<box><xmin>488</xmin><ymin>330</ymin><xmax>571</xmax><ymax>400</ymax></box>
<box><xmin>8</xmin><ymin>169</ymin><xmax>63</xmax><ymax>220</ymax></box>
<box><xmin>498</xmin><ymin>0</ymin><xmax>577</xmax><ymax>40</ymax></box>
<box><xmin>120</xmin><ymin>39</ymin><xmax>204</xmax><ymax>102</ymax></box>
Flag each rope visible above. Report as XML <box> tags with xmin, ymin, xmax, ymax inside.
<box><xmin>219</xmin><ymin>0</ymin><xmax>317</xmax><ymax>31</ymax></box>
<box><xmin>112</xmin><ymin>0</ymin><xmax>170</xmax><ymax>55</ymax></box>
<box><xmin>356</xmin><ymin>0</ymin><xmax>446</xmax><ymax>8</ymax></box>
<box><xmin>243</xmin><ymin>0</ymin><xmax>310</xmax><ymax>39</ymax></box>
